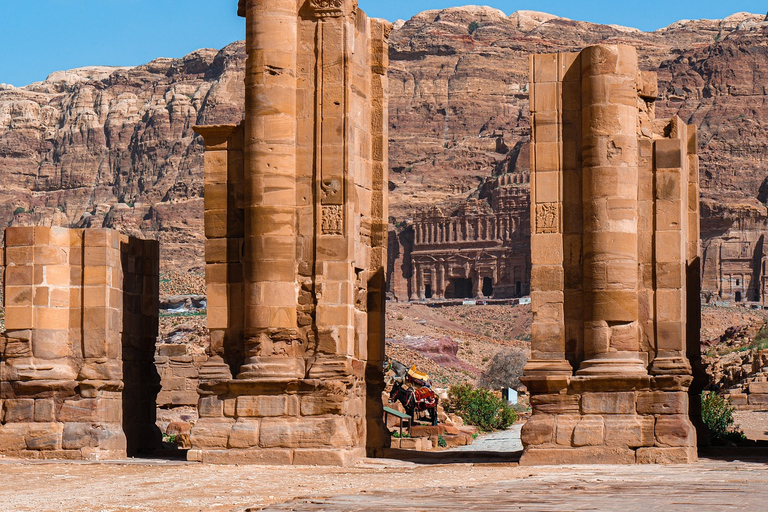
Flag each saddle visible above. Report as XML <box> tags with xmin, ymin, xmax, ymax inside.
<box><xmin>411</xmin><ymin>386</ymin><xmax>438</xmax><ymax>408</ymax></box>
<box><xmin>406</xmin><ymin>365</ymin><xmax>431</xmax><ymax>387</ymax></box>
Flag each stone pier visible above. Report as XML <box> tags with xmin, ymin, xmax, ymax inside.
<box><xmin>0</xmin><ymin>227</ymin><xmax>160</xmax><ymax>459</ymax></box>
<box><xmin>521</xmin><ymin>45</ymin><xmax>701</xmax><ymax>464</ymax></box>
<box><xmin>189</xmin><ymin>0</ymin><xmax>390</xmax><ymax>465</ymax></box>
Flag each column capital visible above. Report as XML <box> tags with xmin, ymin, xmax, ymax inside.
<box><xmin>308</xmin><ymin>0</ymin><xmax>357</xmax><ymax>18</ymax></box>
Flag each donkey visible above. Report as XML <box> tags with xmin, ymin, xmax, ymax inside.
<box><xmin>389</xmin><ymin>380</ymin><xmax>439</xmax><ymax>426</ymax></box>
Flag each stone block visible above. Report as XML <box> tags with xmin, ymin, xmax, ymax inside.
<box><xmin>34</xmin><ymin>399</ymin><xmax>55</xmax><ymax>422</ymax></box>
<box><xmin>572</xmin><ymin>415</ymin><xmax>604</xmax><ymax>446</ymax></box>
<box><xmin>748</xmin><ymin>381</ymin><xmax>768</xmax><ymax>394</ymax></box>
<box><xmin>189</xmin><ymin>419</ymin><xmax>234</xmax><ymax>449</ymax></box>
<box><xmin>259</xmin><ymin>417</ymin><xmax>354</xmax><ymax>449</ymax></box>
<box><xmin>521</xmin><ymin>414</ymin><xmax>555</xmax><ymax>446</ymax></box>
<box><xmin>748</xmin><ymin>393</ymin><xmax>768</xmax><ymax>405</ymax></box>
<box><xmin>236</xmin><ymin>395</ymin><xmax>299</xmax><ymax>417</ymax></box>
<box><xmin>5</xmin><ymin>399</ymin><xmax>35</xmax><ymax>422</ymax></box>
<box><xmin>727</xmin><ymin>393</ymin><xmax>748</xmax><ymax>406</ymax></box>
<box><xmin>581</xmin><ymin>392</ymin><xmax>636</xmax><ymax>414</ymax></box>
<box><xmin>228</xmin><ymin>419</ymin><xmax>260</xmax><ymax>449</ymax></box>
<box><xmin>301</xmin><ymin>396</ymin><xmax>346</xmax><ymax>416</ymax></box>
<box><xmin>530</xmin><ymin>394</ymin><xmax>580</xmax><ymax>414</ymax></box>
<box><xmin>520</xmin><ymin>446</ymin><xmax>635</xmax><ymax>465</ymax></box>
<box><xmin>26</xmin><ymin>423</ymin><xmax>63</xmax><ymax>450</ymax></box>
<box><xmin>636</xmin><ymin>446</ymin><xmax>697</xmax><ymax>464</ymax></box>
<box><xmin>201</xmin><ymin>448</ymin><xmax>293</xmax><ymax>465</ymax></box>
<box><xmin>555</xmin><ymin>414</ymin><xmax>580</xmax><ymax>445</ymax></box>
<box><xmin>198</xmin><ymin>397</ymin><xmax>224</xmax><ymax>418</ymax></box>
<box><xmin>293</xmin><ymin>448</ymin><xmax>360</xmax><ymax>466</ymax></box>
<box><xmin>6</xmin><ymin>226</ymin><xmax>36</xmax><ymax>247</ymax></box>
<box><xmin>157</xmin><ymin>344</ymin><xmax>187</xmax><ymax>357</ymax></box>
<box><xmin>0</xmin><ymin>423</ymin><xmax>29</xmax><ymax>451</ymax></box>
<box><xmin>58</xmin><ymin>399</ymin><xmax>120</xmax><ymax>423</ymax></box>
<box><xmin>636</xmin><ymin>391</ymin><xmax>687</xmax><ymax>415</ymax></box>
<box><xmin>655</xmin><ymin>139</ymin><xmax>682</xmax><ymax>169</ymax></box>
<box><xmin>171</xmin><ymin>391</ymin><xmax>200</xmax><ymax>406</ymax></box>
<box><xmin>655</xmin><ymin>415</ymin><xmax>696</xmax><ymax>447</ymax></box>
<box><xmin>604</xmin><ymin>415</ymin><xmax>654</xmax><ymax>448</ymax></box>
<box><xmin>62</xmin><ymin>423</ymin><xmax>98</xmax><ymax>450</ymax></box>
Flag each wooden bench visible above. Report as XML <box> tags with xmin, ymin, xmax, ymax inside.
<box><xmin>383</xmin><ymin>406</ymin><xmax>412</xmax><ymax>438</ymax></box>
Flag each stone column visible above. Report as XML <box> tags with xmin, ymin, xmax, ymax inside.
<box><xmin>524</xmin><ymin>52</ymin><xmax>573</xmax><ymax>376</ymax></box>
<box><xmin>438</xmin><ymin>260</ymin><xmax>447</xmax><ymax>299</ymax></box>
<box><xmin>239</xmin><ymin>0</ymin><xmax>301</xmax><ymax>379</ymax></box>
<box><xmin>650</xmin><ymin>119</ymin><xmax>693</xmax><ymax>374</ymax></box>
<box><xmin>577</xmin><ymin>45</ymin><xmax>646</xmax><ymax>375</ymax></box>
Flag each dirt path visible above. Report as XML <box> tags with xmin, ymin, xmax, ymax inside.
<box><xmin>1</xmin><ymin>456</ymin><xmax>766</xmax><ymax>512</ymax></box>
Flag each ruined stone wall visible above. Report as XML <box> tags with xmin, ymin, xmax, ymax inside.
<box><xmin>189</xmin><ymin>0</ymin><xmax>390</xmax><ymax>466</ymax></box>
<box><xmin>521</xmin><ymin>45</ymin><xmax>701</xmax><ymax>465</ymax></box>
<box><xmin>0</xmin><ymin>227</ymin><xmax>160</xmax><ymax>459</ymax></box>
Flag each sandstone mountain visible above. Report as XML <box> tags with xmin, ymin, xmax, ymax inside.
<box><xmin>1</xmin><ymin>7</ymin><xmax>767</xmax><ymax>278</ymax></box>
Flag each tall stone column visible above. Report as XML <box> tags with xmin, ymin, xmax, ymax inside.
<box><xmin>577</xmin><ymin>45</ymin><xmax>646</xmax><ymax>375</ymax></box>
<box><xmin>522</xmin><ymin>45</ymin><xmax>697</xmax><ymax>465</ymax></box>
<box><xmin>192</xmin><ymin>0</ymin><xmax>391</xmax><ymax>465</ymax></box>
<box><xmin>238</xmin><ymin>0</ymin><xmax>302</xmax><ymax>379</ymax></box>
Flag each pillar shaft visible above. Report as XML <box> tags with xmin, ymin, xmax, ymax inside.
<box><xmin>577</xmin><ymin>45</ymin><xmax>646</xmax><ymax>375</ymax></box>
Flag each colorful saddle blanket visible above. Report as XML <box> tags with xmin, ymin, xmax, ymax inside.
<box><xmin>412</xmin><ymin>386</ymin><xmax>438</xmax><ymax>408</ymax></box>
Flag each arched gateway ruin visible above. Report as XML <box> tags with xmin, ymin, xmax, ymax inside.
<box><xmin>0</xmin><ymin>1</ymin><xmax>701</xmax><ymax>466</ymax></box>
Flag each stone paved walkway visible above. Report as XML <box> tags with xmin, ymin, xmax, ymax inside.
<box><xmin>256</xmin><ymin>456</ymin><xmax>768</xmax><ymax>511</ymax></box>
<box><xmin>449</xmin><ymin>424</ymin><xmax>523</xmax><ymax>453</ymax></box>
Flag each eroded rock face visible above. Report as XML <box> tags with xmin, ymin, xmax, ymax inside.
<box><xmin>2</xmin><ymin>8</ymin><xmax>768</xmax><ymax>290</ymax></box>
<box><xmin>0</xmin><ymin>44</ymin><xmax>246</xmax><ymax>271</ymax></box>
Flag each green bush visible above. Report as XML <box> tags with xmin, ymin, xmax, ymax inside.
<box><xmin>468</xmin><ymin>20</ymin><xmax>479</xmax><ymax>35</ymax></box>
<box><xmin>13</xmin><ymin>207</ymin><xmax>26</xmax><ymax>215</ymax></box>
<box><xmin>448</xmin><ymin>384</ymin><xmax>517</xmax><ymax>431</ymax></box>
<box><xmin>437</xmin><ymin>435</ymin><xmax>447</xmax><ymax>448</ymax></box>
<box><xmin>701</xmin><ymin>391</ymin><xmax>741</xmax><ymax>441</ymax></box>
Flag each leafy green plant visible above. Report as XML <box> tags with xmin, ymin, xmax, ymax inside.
<box><xmin>162</xmin><ymin>433</ymin><xmax>177</xmax><ymax>444</ymax></box>
<box><xmin>13</xmin><ymin>207</ymin><xmax>26</xmax><ymax>215</ymax></box>
<box><xmin>468</xmin><ymin>21</ymin><xmax>479</xmax><ymax>35</ymax></box>
<box><xmin>437</xmin><ymin>435</ymin><xmax>447</xmax><ymax>448</ymax></box>
<box><xmin>391</xmin><ymin>430</ymin><xmax>410</xmax><ymax>438</ymax></box>
<box><xmin>159</xmin><ymin>310</ymin><xmax>206</xmax><ymax>318</ymax></box>
<box><xmin>448</xmin><ymin>384</ymin><xmax>517</xmax><ymax>431</ymax></box>
<box><xmin>701</xmin><ymin>391</ymin><xmax>744</xmax><ymax>442</ymax></box>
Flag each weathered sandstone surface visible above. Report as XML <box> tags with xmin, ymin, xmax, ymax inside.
<box><xmin>1</xmin><ymin>8</ymin><xmax>767</xmax><ymax>287</ymax></box>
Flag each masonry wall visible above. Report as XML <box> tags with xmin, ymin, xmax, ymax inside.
<box><xmin>521</xmin><ymin>45</ymin><xmax>701</xmax><ymax>465</ymax></box>
<box><xmin>0</xmin><ymin>227</ymin><xmax>160</xmax><ymax>459</ymax></box>
<box><xmin>189</xmin><ymin>0</ymin><xmax>390</xmax><ymax>466</ymax></box>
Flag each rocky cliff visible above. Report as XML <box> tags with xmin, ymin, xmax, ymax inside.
<box><xmin>0</xmin><ymin>44</ymin><xmax>246</xmax><ymax>270</ymax></box>
<box><xmin>1</xmin><ymin>7</ymin><xmax>767</xmax><ymax>281</ymax></box>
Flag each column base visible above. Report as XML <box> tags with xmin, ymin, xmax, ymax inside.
<box><xmin>237</xmin><ymin>357</ymin><xmax>306</xmax><ymax>380</ymax></box>
<box><xmin>576</xmin><ymin>352</ymin><xmax>648</xmax><ymax>376</ymax></box>
<box><xmin>649</xmin><ymin>352</ymin><xmax>692</xmax><ymax>375</ymax></box>
<box><xmin>524</xmin><ymin>359</ymin><xmax>573</xmax><ymax>376</ymax></box>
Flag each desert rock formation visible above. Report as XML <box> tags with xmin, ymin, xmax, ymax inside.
<box><xmin>1</xmin><ymin>8</ymin><xmax>768</xmax><ymax>299</ymax></box>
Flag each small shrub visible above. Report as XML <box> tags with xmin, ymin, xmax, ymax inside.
<box><xmin>437</xmin><ymin>435</ymin><xmax>447</xmax><ymax>448</ymax></box>
<box><xmin>701</xmin><ymin>391</ymin><xmax>744</xmax><ymax>442</ymax></box>
<box><xmin>448</xmin><ymin>384</ymin><xmax>517</xmax><ymax>431</ymax></box>
<box><xmin>468</xmin><ymin>21</ymin><xmax>479</xmax><ymax>35</ymax></box>
<box><xmin>478</xmin><ymin>347</ymin><xmax>528</xmax><ymax>391</ymax></box>
<box><xmin>391</xmin><ymin>430</ymin><xmax>410</xmax><ymax>438</ymax></box>
<box><xmin>13</xmin><ymin>207</ymin><xmax>26</xmax><ymax>215</ymax></box>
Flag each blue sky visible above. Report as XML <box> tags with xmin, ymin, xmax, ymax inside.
<box><xmin>1</xmin><ymin>1</ymin><xmax>765</xmax><ymax>87</ymax></box>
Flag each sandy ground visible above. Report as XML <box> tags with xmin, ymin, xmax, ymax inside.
<box><xmin>734</xmin><ymin>410</ymin><xmax>768</xmax><ymax>440</ymax></box>
<box><xmin>1</xmin><ymin>454</ymin><xmax>767</xmax><ymax>512</ymax></box>
<box><xmin>0</xmin><ymin>457</ymin><xmax>522</xmax><ymax>512</ymax></box>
